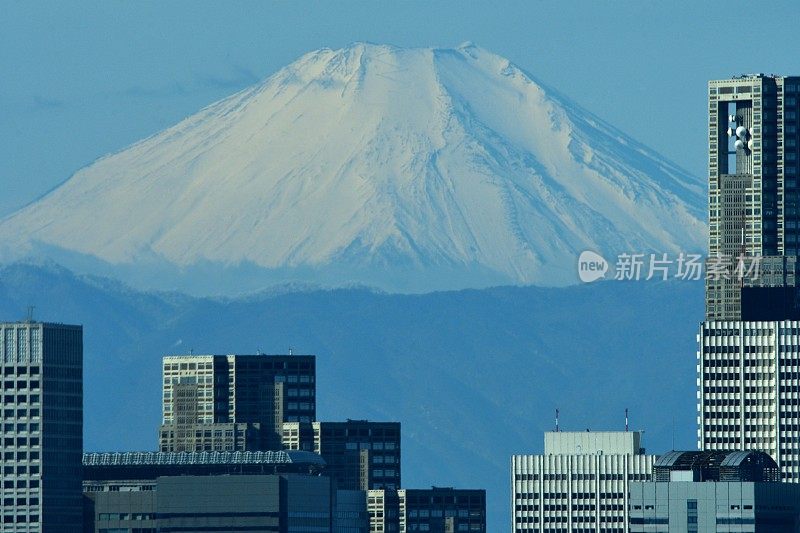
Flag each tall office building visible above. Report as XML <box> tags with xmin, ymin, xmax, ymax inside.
<box><xmin>0</xmin><ymin>321</ymin><xmax>83</xmax><ymax>533</ymax></box>
<box><xmin>282</xmin><ymin>420</ymin><xmax>401</xmax><ymax>490</ymax></box>
<box><xmin>699</xmin><ymin>75</ymin><xmax>800</xmax><ymax>481</ymax></box>
<box><xmin>705</xmin><ymin>74</ymin><xmax>800</xmax><ymax>319</ymax></box>
<box><xmin>159</xmin><ymin>354</ymin><xmax>315</xmax><ymax>452</ymax></box>
<box><xmin>511</xmin><ymin>430</ymin><xmax>655</xmax><ymax>533</ymax></box>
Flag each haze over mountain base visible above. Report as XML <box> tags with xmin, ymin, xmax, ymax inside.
<box><xmin>0</xmin><ymin>262</ymin><xmax>701</xmax><ymax>532</ymax></box>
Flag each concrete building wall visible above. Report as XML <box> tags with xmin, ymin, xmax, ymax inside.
<box><xmin>544</xmin><ymin>431</ymin><xmax>643</xmax><ymax>456</ymax></box>
<box><xmin>82</xmin><ymin>490</ymin><xmax>155</xmax><ymax>533</ymax></box>
<box><xmin>512</xmin><ymin>451</ymin><xmax>655</xmax><ymax>533</ymax></box>
<box><xmin>83</xmin><ymin>474</ymin><xmax>334</xmax><ymax>533</ymax></box>
<box><xmin>629</xmin><ymin>481</ymin><xmax>800</xmax><ymax>532</ymax></box>
<box><xmin>698</xmin><ymin>321</ymin><xmax>800</xmax><ymax>482</ymax></box>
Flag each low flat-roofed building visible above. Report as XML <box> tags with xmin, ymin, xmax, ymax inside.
<box><xmin>83</xmin><ymin>450</ymin><xmax>367</xmax><ymax>533</ymax></box>
<box><xmin>84</xmin><ymin>474</ymin><xmax>332</xmax><ymax>533</ymax></box>
<box><xmin>629</xmin><ymin>450</ymin><xmax>800</xmax><ymax>532</ymax></box>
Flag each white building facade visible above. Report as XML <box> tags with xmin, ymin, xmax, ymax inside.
<box><xmin>697</xmin><ymin>320</ymin><xmax>800</xmax><ymax>481</ymax></box>
<box><xmin>511</xmin><ymin>431</ymin><xmax>655</xmax><ymax>533</ymax></box>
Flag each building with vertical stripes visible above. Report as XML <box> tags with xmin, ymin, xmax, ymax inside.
<box><xmin>511</xmin><ymin>431</ymin><xmax>655</xmax><ymax>533</ymax></box>
<box><xmin>699</xmin><ymin>75</ymin><xmax>800</xmax><ymax>482</ymax></box>
<box><xmin>0</xmin><ymin>321</ymin><xmax>83</xmax><ymax>533</ymax></box>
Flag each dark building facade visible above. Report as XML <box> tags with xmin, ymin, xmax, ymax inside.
<box><xmin>159</xmin><ymin>354</ymin><xmax>316</xmax><ymax>452</ymax></box>
<box><xmin>82</xmin><ymin>450</ymin><xmax>367</xmax><ymax>533</ymax></box>
<box><xmin>0</xmin><ymin>321</ymin><xmax>83</xmax><ymax>533</ymax></box>
<box><xmin>367</xmin><ymin>487</ymin><xmax>485</xmax><ymax>533</ymax></box>
<box><xmin>282</xmin><ymin>420</ymin><xmax>401</xmax><ymax>490</ymax></box>
<box><xmin>84</xmin><ymin>474</ymin><xmax>331</xmax><ymax>533</ymax></box>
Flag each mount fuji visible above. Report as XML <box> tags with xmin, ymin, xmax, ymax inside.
<box><xmin>0</xmin><ymin>43</ymin><xmax>706</xmax><ymax>293</ymax></box>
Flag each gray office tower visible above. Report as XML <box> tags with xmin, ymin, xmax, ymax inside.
<box><xmin>0</xmin><ymin>321</ymin><xmax>83</xmax><ymax>533</ymax></box>
<box><xmin>699</xmin><ymin>75</ymin><xmax>800</xmax><ymax>480</ymax></box>
<box><xmin>159</xmin><ymin>354</ymin><xmax>315</xmax><ymax>452</ymax></box>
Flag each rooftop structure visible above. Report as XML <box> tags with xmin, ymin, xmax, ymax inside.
<box><xmin>544</xmin><ymin>430</ymin><xmax>645</xmax><ymax>455</ymax></box>
<box><xmin>83</xmin><ymin>450</ymin><xmax>325</xmax><ymax>482</ymax></box>
<box><xmin>653</xmin><ymin>450</ymin><xmax>780</xmax><ymax>483</ymax></box>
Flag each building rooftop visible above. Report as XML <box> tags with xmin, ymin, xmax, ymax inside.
<box><xmin>163</xmin><ymin>353</ymin><xmax>314</xmax><ymax>360</ymax></box>
<box><xmin>544</xmin><ymin>430</ymin><xmax>645</xmax><ymax>456</ymax></box>
<box><xmin>83</xmin><ymin>450</ymin><xmax>325</xmax><ymax>467</ymax></box>
<box><xmin>654</xmin><ymin>450</ymin><xmax>779</xmax><ymax>482</ymax></box>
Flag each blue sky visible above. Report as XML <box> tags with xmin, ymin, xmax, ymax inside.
<box><xmin>1</xmin><ymin>1</ymin><xmax>799</xmax><ymax>217</ymax></box>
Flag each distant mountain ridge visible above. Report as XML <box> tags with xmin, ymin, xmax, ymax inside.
<box><xmin>0</xmin><ymin>262</ymin><xmax>702</xmax><ymax>532</ymax></box>
<box><xmin>0</xmin><ymin>43</ymin><xmax>705</xmax><ymax>293</ymax></box>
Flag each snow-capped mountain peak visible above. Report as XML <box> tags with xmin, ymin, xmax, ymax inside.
<box><xmin>0</xmin><ymin>43</ymin><xmax>705</xmax><ymax>292</ymax></box>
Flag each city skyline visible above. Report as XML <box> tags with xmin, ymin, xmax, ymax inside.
<box><xmin>4</xmin><ymin>4</ymin><xmax>800</xmax><ymax>532</ymax></box>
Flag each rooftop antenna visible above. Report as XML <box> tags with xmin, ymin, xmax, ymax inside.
<box><xmin>25</xmin><ymin>306</ymin><xmax>35</xmax><ymax>323</ymax></box>
<box><xmin>189</xmin><ymin>348</ymin><xmax>194</xmax><ymax>356</ymax></box>
<box><xmin>672</xmin><ymin>416</ymin><xmax>676</xmax><ymax>450</ymax></box>
<box><xmin>555</xmin><ymin>408</ymin><xmax>559</xmax><ymax>432</ymax></box>
<box><xmin>625</xmin><ymin>408</ymin><xmax>629</xmax><ymax>432</ymax></box>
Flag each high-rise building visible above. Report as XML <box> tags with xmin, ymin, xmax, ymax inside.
<box><xmin>282</xmin><ymin>420</ymin><xmax>401</xmax><ymax>490</ymax></box>
<box><xmin>0</xmin><ymin>321</ymin><xmax>83</xmax><ymax>533</ymax></box>
<box><xmin>706</xmin><ymin>75</ymin><xmax>800</xmax><ymax>320</ymax></box>
<box><xmin>629</xmin><ymin>450</ymin><xmax>800</xmax><ymax>532</ymax></box>
<box><xmin>367</xmin><ymin>487</ymin><xmax>485</xmax><ymax>533</ymax></box>
<box><xmin>159</xmin><ymin>354</ymin><xmax>315</xmax><ymax>451</ymax></box>
<box><xmin>511</xmin><ymin>430</ymin><xmax>656</xmax><ymax>533</ymax></box>
<box><xmin>699</xmin><ymin>75</ymin><xmax>800</xmax><ymax>481</ymax></box>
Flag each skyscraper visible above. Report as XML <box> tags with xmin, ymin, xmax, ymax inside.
<box><xmin>0</xmin><ymin>321</ymin><xmax>83</xmax><ymax>533</ymax></box>
<box><xmin>705</xmin><ymin>74</ymin><xmax>800</xmax><ymax>320</ymax></box>
<box><xmin>699</xmin><ymin>75</ymin><xmax>800</xmax><ymax>480</ymax></box>
<box><xmin>159</xmin><ymin>354</ymin><xmax>315</xmax><ymax>452</ymax></box>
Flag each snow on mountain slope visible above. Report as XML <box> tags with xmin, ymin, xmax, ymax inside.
<box><xmin>0</xmin><ymin>43</ymin><xmax>706</xmax><ymax>291</ymax></box>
